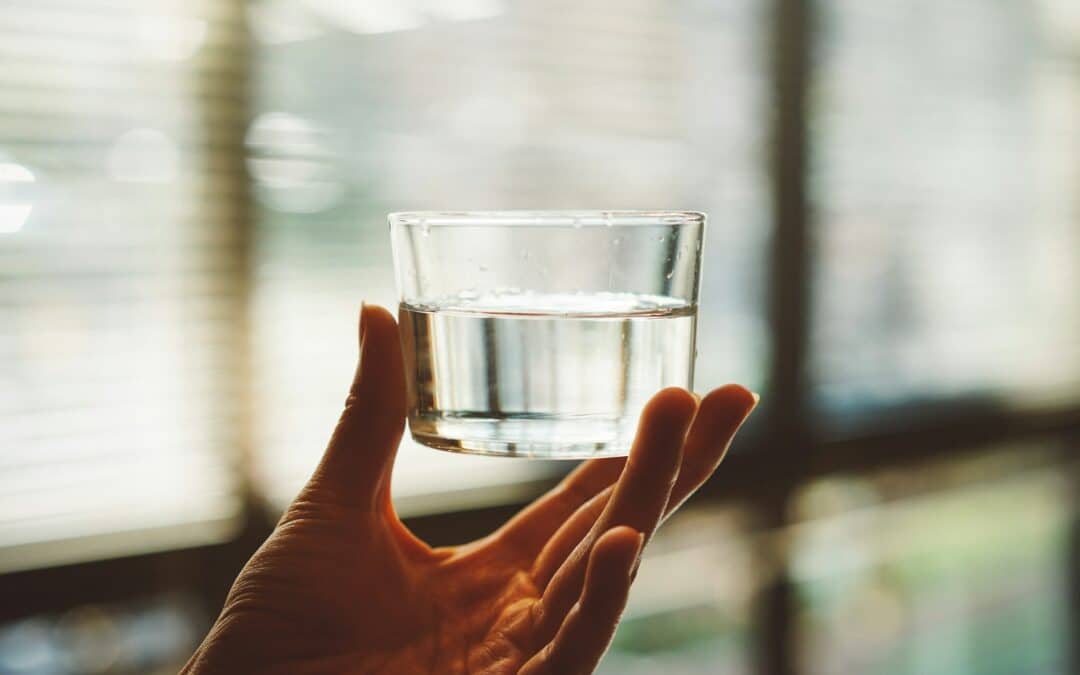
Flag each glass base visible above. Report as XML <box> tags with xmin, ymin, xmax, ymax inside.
<box><xmin>408</xmin><ymin>413</ymin><xmax>635</xmax><ymax>459</ymax></box>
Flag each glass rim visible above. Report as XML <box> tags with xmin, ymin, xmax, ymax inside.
<box><xmin>388</xmin><ymin>210</ymin><xmax>705</xmax><ymax>228</ymax></box>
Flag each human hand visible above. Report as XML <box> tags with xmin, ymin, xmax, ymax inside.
<box><xmin>183</xmin><ymin>305</ymin><xmax>758</xmax><ymax>675</ymax></box>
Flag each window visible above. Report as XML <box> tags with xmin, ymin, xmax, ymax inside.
<box><xmin>0</xmin><ymin>0</ymin><xmax>243</xmax><ymax>572</ymax></box>
<box><xmin>2</xmin><ymin>1</ymin><xmax>1079</xmax><ymax>673</ymax></box>
<box><xmin>792</xmin><ymin>447</ymin><xmax>1074</xmax><ymax>674</ymax></box>
<box><xmin>601</xmin><ymin>507</ymin><xmax>759</xmax><ymax>675</ymax></box>
<box><xmin>809</xmin><ymin>0</ymin><xmax>1080</xmax><ymax>418</ymax></box>
<box><xmin>0</xmin><ymin>593</ymin><xmax>203</xmax><ymax>673</ymax></box>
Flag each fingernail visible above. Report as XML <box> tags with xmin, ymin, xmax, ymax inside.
<box><xmin>740</xmin><ymin>392</ymin><xmax>761</xmax><ymax>424</ymax></box>
<box><xmin>629</xmin><ymin>532</ymin><xmax>646</xmax><ymax>578</ymax></box>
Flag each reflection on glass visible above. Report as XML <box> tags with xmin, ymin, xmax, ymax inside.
<box><xmin>251</xmin><ymin>0</ymin><xmax>769</xmax><ymax>505</ymax></box>
<box><xmin>297</xmin><ymin>0</ymin><xmax>505</xmax><ymax>35</ymax></box>
<box><xmin>246</xmin><ymin>112</ymin><xmax>344</xmax><ymax>213</ymax></box>
<box><xmin>135</xmin><ymin>14</ymin><xmax>207</xmax><ymax>61</ymax></box>
<box><xmin>791</xmin><ymin>448</ymin><xmax>1074</xmax><ymax>674</ymax></box>
<box><xmin>810</xmin><ymin>0</ymin><xmax>1080</xmax><ymax>415</ymax></box>
<box><xmin>0</xmin><ymin>162</ymin><xmax>35</xmax><ymax>234</ymax></box>
<box><xmin>106</xmin><ymin>128</ymin><xmax>179</xmax><ymax>183</ymax></box>
<box><xmin>249</xmin><ymin>0</ymin><xmax>326</xmax><ymax>44</ymax></box>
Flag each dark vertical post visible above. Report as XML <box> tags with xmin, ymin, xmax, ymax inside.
<box><xmin>220</xmin><ymin>0</ymin><xmax>257</xmax><ymax>511</ymax></box>
<box><xmin>197</xmin><ymin>0</ymin><xmax>268</xmax><ymax>615</ymax></box>
<box><xmin>756</xmin><ymin>0</ymin><xmax>814</xmax><ymax>673</ymax></box>
<box><xmin>768</xmin><ymin>0</ymin><xmax>812</xmax><ymax>426</ymax></box>
<box><xmin>1068</xmin><ymin>450</ymin><xmax>1080</xmax><ymax>675</ymax></box>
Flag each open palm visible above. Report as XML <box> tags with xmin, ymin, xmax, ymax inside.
<box><xmin>183</xmin><ymin>305</ymin><xmax>757</xmax><ymax>675</ymax></box>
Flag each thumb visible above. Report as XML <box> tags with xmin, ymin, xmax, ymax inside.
<box><xmin>303</xmin><ymin>303</ymin><xmax>407</xmax><ymax>510</ymax></box>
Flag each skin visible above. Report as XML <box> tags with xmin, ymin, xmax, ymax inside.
<box><xmin>183</xmin><ymin>304</ymin><xmax>758</xmax><ymax>675</ymax></box>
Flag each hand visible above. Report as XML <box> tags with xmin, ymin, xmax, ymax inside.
<box><xmin>183</xmin><ymin>305</ymin><xmax>758</xmax><ymax>675</ymax></box>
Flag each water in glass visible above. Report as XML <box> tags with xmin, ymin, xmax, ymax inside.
<box><xmin>400</xmin><ymin>290</ymin><xmax>696</xmax><ymax>458</ymax></box>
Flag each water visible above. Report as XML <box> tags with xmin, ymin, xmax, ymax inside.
<box><xmin>400</xmin><ymin>291</ymin><xmax>697</xmax><ymax>458</ymax></box>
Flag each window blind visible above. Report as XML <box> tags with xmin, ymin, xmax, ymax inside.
<box><xmin>809</xmin><ymin>0</ymin><xmax>1080</xmax><ymax>415</ymax></box>
<box><xmin>0</xmin><ymin>0</ymin><xmax>245</xmax><ymax>572</ymax></box>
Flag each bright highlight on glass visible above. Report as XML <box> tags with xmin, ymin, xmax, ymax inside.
<box><xmin>390</xmin><ymin>210</ymin><xmax>705</xmax><ymax>459</ymax></box>
<box><xmin>0</xmin><ymin>162</ymin><xmax>35</xmax><ymax>234</ymax></box>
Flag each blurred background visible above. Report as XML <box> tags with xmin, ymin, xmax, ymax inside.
<box><xmin>1</xmin><ymin>0</ymin><xmax>1078</xmax><ymax>673</ymax></box>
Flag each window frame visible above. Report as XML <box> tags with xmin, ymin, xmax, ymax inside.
<box><xmin>1</xmin><ymin>1</ymin><xmax>1078</xmax><ymax>673</ymax></box>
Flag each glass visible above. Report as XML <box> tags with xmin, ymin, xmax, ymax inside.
<box><xmin>809</xmin><ymin>0</ymin><xmax>1080</xmax><ymax>418</ymax></box>
<box><xmin>390</xmin><ymin>210</ymin><xmax>705</xmax><ymax>458</ymax></box>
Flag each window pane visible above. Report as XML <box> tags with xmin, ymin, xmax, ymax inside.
<box><xmin>810</xmin><ymin>0</ymin><xmax>1080</xmax><ymax>416</ymax></box>
<box><xmin>0</xmin><ymin>594</ymin><xmax>205</xmax><ymax>674</ymax></box>
<box><xmin>250</xmin><ymin>0</ymin><xmax>769</xmax><ymax>507</ymax></box>
<box><xmin>0</xmin><ymin>0</ymin><xmax>242</xmax><ymax>572</ymax></box>
<box><xmin>600</xmin><ymin>507</ymin><xmax>757</xmax><ymax>675</ymax></box>
<box><xmin>792</xmin><ymin>447</ymin><xmax>1075</xmax><ymax>674</ymax></box>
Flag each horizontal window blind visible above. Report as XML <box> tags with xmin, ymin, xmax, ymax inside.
<box><xmin>0</xmin><ymin>0</ymin><xmax>244</xmax><ymax>572</ymax></box>
<box><xmin>810</xmin><ymin>0</ymin><xmax>1080</xmax><ymax>416</ymax></box>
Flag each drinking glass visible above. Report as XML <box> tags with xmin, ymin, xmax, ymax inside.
<box><xmin>390</xmin><ymin>210</ymin><xmax>705</xmax><ymax>459</ymax></box>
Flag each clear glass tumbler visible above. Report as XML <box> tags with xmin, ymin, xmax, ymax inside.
<box><xmin>390</xmin><ymin>210</ymin><xmax>705</xmax><ymax>459</ymax></box>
